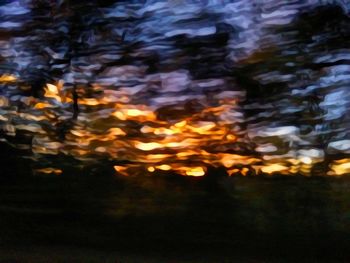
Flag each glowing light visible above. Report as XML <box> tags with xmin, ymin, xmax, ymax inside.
<box><xmin>300</xmin><ymin>156</ymin><xmax>312</xmax><ymax>165</ymax></box>
<box><xmin>144</xmin><ymin>154</ymin><xmax>172</xmax><ymax>162</ymax></box>
<box><xmin>34</xmin><ymin>102</ymin><xmax>52</xmax><ymax>109</ymax></box>
<box><xmin>95</xmin><ymin>147</ymin><xmax>106</xmax><ymax>152</ymax></box>
<box><xmin>0</xmin><ymin>74</ymin><xmax>16</xmax><ymax>82</ymax></box>
<box><xmin>107</xmin><ymin>127</ymin><xmax>126</xmax><ymax>136</ymax></box>
<box><xmin>125</xmin><ymin>109</ymin><xmax>144</xmax><ymax>116</ymax></box>
<box><xmin>135</xmin><ymin>142</ymin><xmax>162</xmax><ymax>151</ymax></box>
<box><xmin>147</xmin><ymin>166</ymin><xmax>155</xmax><ymax>172</ymax></box>
<box><xmin>154</xmin><ymin>127</ymin><xmax>176</xmax><ymax>135</ymax></box>
<box><xmin>112</xmin><ymin>106</ymin><xmax>156</xmax><ymax>121</ymax></box>
<box><xmin>46</xmin><ymin>83</ymin><xmax>59</xmax><ymax>93</ymax></box>
<box><xmin>112</xmin><ymin>111</ymin><xmax>126</xmax><ymax>120</ymax></box>
<box><xmin>35</xmin><ymin>168</ymin><xmax>62</xmax><ymax>175</ymax></box>
<box><xmin>226</xmin><ymin>134</ymin><xmax>236</xmax><ymax>140</ymax></box>
<box><xmin>329</xmin><ymin>159</ymin><xmax>350</xmax><ymax>175</ymax></box>
<box><xmin>185</xmin><ymin>167</ymin><xmax>205</xmax><ymax>176</ymax></box>
<box><xmin>79</xmin><ymin>98</ymin><xmax>102</xmax><ymax>106</ymax></box>
<box><xmin>166</xmin><ymin>142</ymin><xmax>181</xmax><ymax>148</ymax></box>
<box><xmin>114</xmin><ymin>165</ymin><xmax>128</xmax><ymax>176</ymax></box>
<box><xmin>174</xmin><ymin>120</ymin><xmax>187</xmax><ymax>128</ymax></box>
<box><xmin>176</xmin><ymin>151</ymin><xmax>198</xmax><ymax>158</ymax></box>
<box><xmin>44</xmin><ymin>83</ymin><xmax>62</xmax><ymax>102</ymax></box>
<box><xmin>261</xmin><ymin>163</ymin><xmax>289</xmax><ymax>174</ymax></box>
<box><xmin>156</xmin><ymin>164</ymin><xmax>172</xmax><ymax>171</ymax></box>
<box><xmin>241</xmin><ymin>167</ymin><xmax>249</xmax><ymax>176</ymax></box>
<box><xmin>221</xmin><ymin>155</ymin><xmax>235</xmax><ymax>168</ymax></box>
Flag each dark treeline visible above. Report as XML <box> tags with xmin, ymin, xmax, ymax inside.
<box><xmin>0</xmin><ymin>1</ymin><xmax>350</xmax><ymax>175</ymax></box>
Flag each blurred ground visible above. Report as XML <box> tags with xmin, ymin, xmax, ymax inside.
<box><xmin>0</xmin><ymin>173</ymin><xmax>349</xmax><ymax>262</ymax></box>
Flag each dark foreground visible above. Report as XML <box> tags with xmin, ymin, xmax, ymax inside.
<box><xmin>0</xmin><ymin>173</ymin><xmax>350</xmax><ymax>262</ymax></box>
